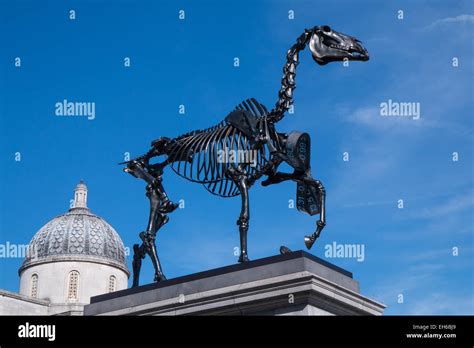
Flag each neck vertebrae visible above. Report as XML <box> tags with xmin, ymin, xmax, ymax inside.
<box><xmin>268</xmin><ymin>29</ymin><xmax>313</xmax><ymax>123</ymax></box>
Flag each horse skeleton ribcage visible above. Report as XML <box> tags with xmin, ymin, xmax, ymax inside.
<box><xmin>165</xmin><ymin>99</ymin><xmax>272</xmax><ymax>197</ymax></box>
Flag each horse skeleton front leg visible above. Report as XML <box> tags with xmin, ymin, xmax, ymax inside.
<box><xmin>262</xmin><ymin>170</ymin><xmax>326</xmax><ymax>249</ymax></box>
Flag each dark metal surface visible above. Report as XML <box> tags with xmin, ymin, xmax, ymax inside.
<box><xmin>123</xmin><ymin>26</ymin><xmax>369</xmax><ymax>286</ymax></box>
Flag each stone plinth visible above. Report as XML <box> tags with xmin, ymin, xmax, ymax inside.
<box><xmin>84</xmin><ymin>251</ymin><xmax>385</xmax><ymax>316</ymax></box>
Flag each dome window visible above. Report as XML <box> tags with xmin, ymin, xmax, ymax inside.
<box><xmin>108</xmin><ymin>275</ymin><xmax>116</xmax><ymax>293</ymax></box>
<box><xmin>67</xmin><ymin>270</ymin><xmax>80</xmax><ymax>301</ymax></box>
<box><xmin>30</xmin><ymin>274</ymin><xmax>38</xmax><ymax>298</ymax></box>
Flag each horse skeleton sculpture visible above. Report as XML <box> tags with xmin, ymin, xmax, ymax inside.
<box><xmin>123</xmin><ymin>26</ymin><xmax>369</xmax><ymax>286</ymax></box>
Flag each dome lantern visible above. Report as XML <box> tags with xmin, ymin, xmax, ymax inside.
<box><xmin>73</xmin><ymin>180</ymin><xmax>88</xmax><ymax>209</ymax></box>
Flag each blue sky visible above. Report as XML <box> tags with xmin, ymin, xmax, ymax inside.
<box><xmin>0</xmin><ymin>0</ymin><xmax>472</xmax><ymax>315</ymax></box>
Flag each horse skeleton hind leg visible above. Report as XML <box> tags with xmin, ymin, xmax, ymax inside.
<box><xmin>141</xmin><ymin>183</ymin><xmax>170</xmax><ymax>282</ymax></box>
<box><xmin>125</xmin><ymin>159</ymin><xmax>178</xmax><ymax>285</ymax></box>
<box><xmin>226</xmin><ymin>165</ymin><xmax>251</xmax><ymax>263</ymax></box>
<box><xmin>132</xmin><ymin>243</ymin><xmax>146</xmax><ymax>287</ymax></box>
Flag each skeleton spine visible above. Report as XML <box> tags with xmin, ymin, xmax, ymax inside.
<box><xmin>269</xmin><ymin>29</ymin><xmax>313</xmax><ymax>123</ymax></box>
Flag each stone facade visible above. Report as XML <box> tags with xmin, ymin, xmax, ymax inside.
<box><xmin>0</xmin><ymin>290</ymin><xmax>49</xmax><ymax>315</ymax></box>
<box><xmin>19</xmin><ymin>258</ymin><xmax>128</xmax><ymax>313</ymax></box>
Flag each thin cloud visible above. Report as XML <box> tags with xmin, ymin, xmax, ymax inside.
<box><xmin>408</xmin><ymin>292</ymin><xmax>474</xmax><ymax>315</ymax></box>
<box><xmin>371</xmin><ymin>268</ymin><xmax>439</xmax><ymax>308</ymax></box>
<box><xmin>420</xmin><ymin>14</ymin><xmax>474</xmax><ymax>32</ymax></box>
<box><xmin>406</xmin><ymin>249</ymin><xmax>453</xmax><ymax>263</ymax></box>
<box><xmin>340</xmin><ymin>100</ymin><xmax>472</xmax><ymax>141</ymax></box>
<box><xmin>341</xmin><ymin>200</ymin><xmax>394</xmax><ymax>208</ymax></box>
<box><xmin>370</xmin><ymin>260</ymin><xmax>474</xmax><ymax>315</ymax></box>
<box><xmin>342</xmin><ymin>105</ymin><xmax>449</xmax><ymax>132</ymax></box>
<box><xmin>408</xmin><ymin>192</ymin><xmax>474</xmax><ymax>220</ymax></box>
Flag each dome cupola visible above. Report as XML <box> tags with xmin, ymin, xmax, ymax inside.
<box><xmin>18</xmin><ymin>181</ymin><xmax>129</xmax><ymax>313</ymax></box>
<box><xmin>20</xmin><ymin>181</ymin><xmax>128</xmax><ymax>274</ymax></box>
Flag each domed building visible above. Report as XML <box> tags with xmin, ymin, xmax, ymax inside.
<box><xmin>0</xmin><ymin>181</ymin><xmax>129</xmax><ymax>315</ymax></box>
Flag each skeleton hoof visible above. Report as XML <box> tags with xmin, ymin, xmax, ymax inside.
<box><xmin>154</xmin><ymin>272</ymin><xmax>167</xmax><ymax>282</ymax></box>
<box><xmin>304</xmin><ymin>235</ymin><xmax>316</xmax><ymax>250</ymax></box>
<box><xmin>238</xmin><ymin>254</ymin><xmax>250</xmax><ymax>263</ymax></box>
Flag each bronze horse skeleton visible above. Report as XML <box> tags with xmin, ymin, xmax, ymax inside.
<box><xmin>123</xmin><ymin>26</ymin><xmax>369</xmax><ymax>286</ymax></box>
